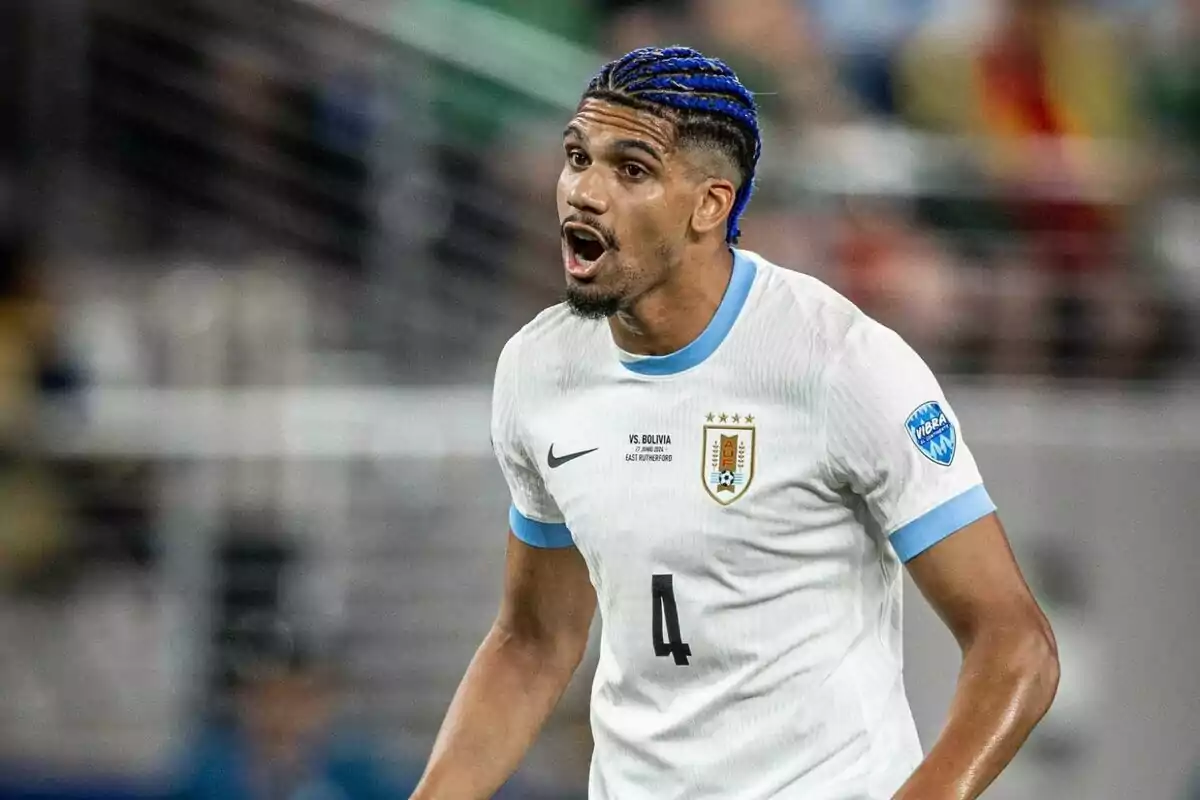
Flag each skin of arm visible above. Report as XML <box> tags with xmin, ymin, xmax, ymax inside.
<box><xmin>893</xmin><ymin>513</ymin><xmax>1060</xmax><ymax>800</ymax></box>
<box><xmin>411</xmin><ymin>533</ymin><xmax>597</xmax><ymax>800</ymax></box>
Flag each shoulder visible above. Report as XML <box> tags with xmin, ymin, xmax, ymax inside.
<box><xmin>521</xmin><ymin>301</ymin><xmax>600</xmax><ymax>350</ymax></box>
<box><xmin>501</xmin><ymin>302</ymin><xmax>599</xmax><ymax>360</ymax></box>
<box><xmin>737</xmin><ymin>250</ymin><xmax>929</xmax><ymax>395</ymax></box>
<box><xmin>496</xmin><ymin>302</ymin><xmax>605</xmax><ymax>391</ymax></box>
<box><xmin>737</xmin><ymin>249</ymin><xmax>863</xmax><ymax>362</ymax></box>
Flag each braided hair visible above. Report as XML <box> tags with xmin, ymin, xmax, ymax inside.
<box><xmin>581</xmin><ymin>46</ymin><xmax>761</xmax><ymax>244</ymax></box>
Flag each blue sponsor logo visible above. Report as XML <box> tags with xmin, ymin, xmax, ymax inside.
<box><xmin>905</xmin><ymin>401</ymin><xmax>956</xmax><ymax>466</ymax></box>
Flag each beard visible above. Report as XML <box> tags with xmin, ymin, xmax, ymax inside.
<box><xmin>563</xmin><ymin>241</ymin><xmax>679</xmax><ymax>320</ymax></box>
<box><xmin>564</xmin><ymin>283</ymin><xmax>623</xmax><ymax>319</ymax></box>
<box><xmin>561</xmin><ymin>213</ymin><xmax>624</xmax><ymax>319</ymax></box>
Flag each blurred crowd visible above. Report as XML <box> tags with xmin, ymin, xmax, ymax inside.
<box><xmin>2</xmin><ymin>0</ymin><xmax>1200</xmax><ymax>798</ymax></box>
<box><xmin>5</xmin><ymin>0</ymin><xmax>1195</xmax><ymax>382</ymax></box>
<box><xmin>449</xmin><ymin>0</ymin><xmax>1200</xmax><ymax>380</ymax></box>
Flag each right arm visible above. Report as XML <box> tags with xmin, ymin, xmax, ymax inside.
<box><xmin>411</xmin><ymin>533</ymin><xmax>595</xmax><ymax>800</ymax></box>
<box><xmin>412</xmin><ymin>334</ymin><xmax>595</xmax><ymax>800</ymax></box>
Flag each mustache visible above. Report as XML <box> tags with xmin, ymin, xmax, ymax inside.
<box><xmin>561</xmin><ymin>214</ymin><xmax>620</xmax><ymax>252</ymax></box>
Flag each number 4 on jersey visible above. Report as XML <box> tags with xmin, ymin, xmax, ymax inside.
<box><xmin>652</xmin><ymin>574</ymin><xmax>692</xmax><ymax>666</ymax></box>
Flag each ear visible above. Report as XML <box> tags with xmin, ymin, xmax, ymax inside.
<box><xmin>691</xmin><ymin>178</ymin><xmax>737</xmax><ymax>237</ymax></box>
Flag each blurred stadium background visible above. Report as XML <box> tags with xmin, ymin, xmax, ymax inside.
<box><xmin>0</xmin><ymin>0</ymin><xmax>1198</xmax><ymax>797</ymax></box>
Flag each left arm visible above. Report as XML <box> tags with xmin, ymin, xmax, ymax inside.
<box><xmin>893</xmin><ymin>512</ymin><xmax>1059</xmax><ymax>800</ymax></box>
<box><xmin>822</xmin><ymin>315</ymin><xmax>1059</xmax><ymax>800</ymax></box>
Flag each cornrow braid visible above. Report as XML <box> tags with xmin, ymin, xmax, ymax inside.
<box><xmin>582</xmin><ymin>46</ymin><xmax>760</xmax><ymax>244</ymax></box>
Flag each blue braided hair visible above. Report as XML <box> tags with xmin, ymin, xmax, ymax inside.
<box><xmin>582</xmin><ymin>46</ymin><xmax>761</xmax><ymax>244</ymax></box>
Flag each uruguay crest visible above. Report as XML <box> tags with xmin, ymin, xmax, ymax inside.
<box><xmin>702</xmin><ymin>412</ymin><xmax>756</xmax><ymax>505</ymax></box>
<box><xmin>905</xmin><ymin>401</ymin><xmax>956</xmax><ymax>466</ymax></box>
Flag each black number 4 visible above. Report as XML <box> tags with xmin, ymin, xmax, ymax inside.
<box><xmin>652</xmin><ymin>574</ymin><xmax>692</xmax><ymax>666</ymax></box>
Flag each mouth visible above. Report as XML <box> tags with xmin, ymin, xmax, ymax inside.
<box><xmin>563</xmin><ymin>223</ymin><xmax>609</xmax><ymax>280</ymax></box>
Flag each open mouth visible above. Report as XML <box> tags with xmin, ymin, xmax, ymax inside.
<box><xmin>564</xmin><ymin>224</ymin><xmax>609</xmax><ymax>275</ymax></box>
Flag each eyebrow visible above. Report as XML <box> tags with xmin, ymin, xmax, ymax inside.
<box><xmin>563</xmin><ymin>124</ymin><xmax>665</xmax><ymax>165</ymax></box>
<box><xmin>613</xmin><ymin>138</ymin><xmax>664</xmax><ymax>164</ymax></box>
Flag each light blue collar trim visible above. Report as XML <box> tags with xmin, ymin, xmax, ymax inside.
<box><xmin>618</xmin><ymin>250</ymin><xmax>757</xmax><ymax>376</ymax></box>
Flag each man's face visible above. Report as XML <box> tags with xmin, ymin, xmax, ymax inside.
<box><xmin>557</xmin><ymin>99</ymin><xmax>698</xmax><ymax>319</ymax></box>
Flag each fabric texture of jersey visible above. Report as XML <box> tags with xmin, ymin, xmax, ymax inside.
<box><xmin>490</xmin><ymin>250</ymin><xmax>995</xmax><ymax>799</ymax></box>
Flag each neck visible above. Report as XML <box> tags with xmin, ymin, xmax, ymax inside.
<box><xmin>609</xmin><ymin>245</ymin><xmax>735</xmax><ymax>356</ymax></box>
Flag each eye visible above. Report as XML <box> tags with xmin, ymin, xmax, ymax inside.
<box><xmin>621</xmin><ymin>163</ymin><xmax>648</xmax><ymax>180</ymax></box>
<box><xmin>567</xmin><ymin>149</ymin><xmax>590</xmax><ymax>169</ymax></box>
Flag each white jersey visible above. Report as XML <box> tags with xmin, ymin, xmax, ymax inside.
<box><xmin>490</xmin><ymin>250</ymin><xmax>995</xmax><ymax>799</ymax></box>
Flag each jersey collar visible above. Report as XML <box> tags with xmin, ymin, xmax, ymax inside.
<box><xmin>617</xmin><ymin>249</ymin><xmax>757</xmax><ymax>377</ymax></box>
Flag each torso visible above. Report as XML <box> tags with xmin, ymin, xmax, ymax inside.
<box><xmin>514</xmin><ymin>251</ymin><xmax>923</xmax><ymax>799</ymax></box>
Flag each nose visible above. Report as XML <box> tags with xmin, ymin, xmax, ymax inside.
<box><xmin>567</xmin><ymin>166</ymin><xmax>609</xmax><ymax>216</ymax></box>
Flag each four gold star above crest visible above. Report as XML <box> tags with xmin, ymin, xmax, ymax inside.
<box><xmin>706</xmin><ymin>412</ymin><xmax>756</xmax><ymax>424</ymax></box>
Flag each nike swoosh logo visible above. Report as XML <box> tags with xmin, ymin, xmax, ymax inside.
<box><xmin>547</xmin><ymin>444</ymin><xmax>598</xmax><ymax>469</ymax></box>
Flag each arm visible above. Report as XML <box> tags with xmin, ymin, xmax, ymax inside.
<box><xmin>411</xmin><ymin>533</ymin><xmax>596</xmax><ymax>800</ymax></box>
<box><xmin>822</xmin><ymin>316</ymin><xmax>1058</xmax><ymax>799</ymax></box>
<box><xmin>413</xmin><ymin>333</ymin><xmax>593</xmax><ymax>798</ymax></box>
<box><xmin>893</xmin><ymin>513</ymin><xmax>1059</xmax><ymax>800</ymax></box>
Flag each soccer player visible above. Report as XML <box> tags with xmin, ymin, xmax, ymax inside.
<box><xmin>412</xmin><ymin>47</ymin><xmax>1059</xmax><ymax>800</ymax></box>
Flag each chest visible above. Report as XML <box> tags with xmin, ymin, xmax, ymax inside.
<box><xmin>524</xmin><ymin>373</ymin><xmax>841</xmax><ymax>569</ymax></box>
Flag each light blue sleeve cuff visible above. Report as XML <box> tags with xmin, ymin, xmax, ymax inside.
<box><xmin>509</xmin><ymin>505</ymin><xmax>574</xmax><ymax>549</ymax></box>
<box><xmin>889</xmin><ymin>484</ymin><xmax>996</xmax><ymax>562</ymax></box>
